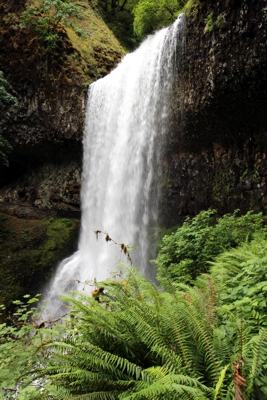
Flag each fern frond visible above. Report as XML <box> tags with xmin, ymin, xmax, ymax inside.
<box><xmin>71</xmin><ymin>392</ymin><xmax>121</xmax><ymax>399</ymax></box>
<box><xmin>120</xmin><ymin>370</ymin><xmax>212</xmax><ymax>399</ymax></box>
<box><xmin>45</xmin><ymin>340</ymin><xmax>147</xmax><ymax>381</ymax></box>
<box><xmin>213</xmin><ymin>364</ymin><xmax>230</xmax><ymax>400</ymax></box>
<box><xmin>245</xmin><ymin>328</ymin><xmax>267</xmax><ymax>399</ymax></box>
<box><xmin>173</xmin><ymin>287</ymin><xmax>223</xmax><ymax>387</ymax></box>
<box><xmin>124</xmin><ymin>301</ymin><xmax>183</xmax><ymax>373</ymax></box>
<box><xmin>158</xmin><ymin>292</ymin><xmax>198</xmax><ymax>375</ymax></box>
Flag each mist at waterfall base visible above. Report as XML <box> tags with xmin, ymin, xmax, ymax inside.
<box><xmin>43</xmin><ymin>14</ymin><xmax>185</xmax><ymax>318</ymax></box>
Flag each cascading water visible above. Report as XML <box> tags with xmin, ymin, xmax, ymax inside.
<box><xmin>43</xmin><ymin>14</ymin><xmax>186</xmax><ymax>317</ymax></box>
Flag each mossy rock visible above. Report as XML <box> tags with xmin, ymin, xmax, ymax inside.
<box><xmin>0</xmin><ymin>213</ymin><xmax>79</xmax><ymax>322</ymax></box>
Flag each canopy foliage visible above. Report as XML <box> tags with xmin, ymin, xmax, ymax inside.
<box><xmin>133</xmin><ymin>0</ymin><xmax>187</xmax><ymax>39</ymax></box>
<box><xmin>97</xmin><ymin>0</ymin><xmax>198</xmax><ymax>48</ymax></box>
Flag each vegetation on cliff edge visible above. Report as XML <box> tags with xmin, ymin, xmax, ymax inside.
<box><xmin>0</xmin><ymin>0</ymin><xmax>125</xmax><ymax>90</ymax></box>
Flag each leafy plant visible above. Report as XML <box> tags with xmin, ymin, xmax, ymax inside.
<box><xmin>153</xmin><ymin>209</ymin><xmax>266</xmax><ymax>287</ymax></box>
<box><xmin>1</xmin><ymin>262</ymin><xmax>267</xmax><ymax>399</ymax></box>
<box><xmin>211</xmin><ymin>239</ymin><xmax>267</xmax><ymax>330</ymax></box>
<box><xmin>21</xmin><ymin>0</ymin><xmax>83</xmax><ymax>51</ymax></box>
<box><xmin>215</xmin><ymin>12</ymin><xmax>226</xmax><ymax>29</ymax></box>
<box><xmin>0</xmin><ymin>134</ymin><xmax>12</xmax><ymax>167</ymax></box>
<box><xmin>0</xmin><ymin>72</ymin><xmax>17</xmax><ymax>109</ymax></box>
<box><xmin>204</xmin><ymin>12</ymin><xmax>214</xmax><ymax>32</ymax></box>
<box><xmin>133</xmin><ymin>0</ymin><xmax>187</xmax><ymax>39</ymax></box>
<box><xmin>1</xmin><ymin>215</ymin><xmax>267</xmax><ymax>399</ymax></box>
<box><xmin>0</xmin><ymin>295</ymin><xmax>43</xmax><ymax>397</ymax></box>
<box><xmin>204</xmin><ymin>12</ymin><xmax>226</xmax><ymax>33</ymax></box>
<box><xmin>97</xmin><ymin>0</ymin><xmax>140</xmax><ymax>50</ymax></box>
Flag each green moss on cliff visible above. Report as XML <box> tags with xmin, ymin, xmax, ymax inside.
<box><xmin>62</xmin><ymin>1</ymin><xmax>126</xmax><ymax>82</ymax></box>
<box><xmin>0</xmin><ymin>0</ymin><xmax>125</xmax><ymax>90</ymax></box>
<box><xmin>0</xmin><ymin>0</ymin><xmax>127</xmax><ymax>162</ymax></box>
<box><xmin>65</xmin><ymin>6</ymin><xmax>125</xmax><ymax>82</ymax></box>
<box><xmin>0</xmin><ymin>213</ymin><xmax>79</xmax><ymax>321</ymax></box>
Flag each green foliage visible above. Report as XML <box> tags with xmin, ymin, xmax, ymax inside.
<box><xmin>1</xmin><ymin>211</ymin><xmax>267</xmax><ymax>399</ymax></box>
<box><xmin>0</xmin><ymin>135</ymin><xmax>12</xmax><ymax>168</ymax></box>
<box><xmin>204</xmin><ymin>12</ymin><xmax>226</xmax><ymax>33</ymax></box>
<box><xmin>211</xmin><ymin>240</ymin><xmax>267</xmax><ymax>330</ymax></box>
<box><xmin>98</xmin><ymin>0</ymin><xmax>190</xmax><ymax>48</ymax></box>
<box><xmin>1</xmin><ymin>261</ymin><xmax>267</xmax><ymax>399</ymax></box>
<box><xmin>215</xmin><ymin>12</ymin><xmax>226</xmax><ymax>29</ymax></box>
<box><xmin>64</xmin><ymin>0</ymin><xmax>125</xmax><ymax>82</ymax></box>
<box><xmin>21</xmin><ymin>0</ymin><xmax>82</xmax><ymax>51</ymax></box>
<box><xmin>204</xmin><ymin>12</ymin><xmax>214</xmax><ymax>32</ymax></box>
<box><xmin>0</xmin><ymin>71</ymin><xmax>18</xmax><ymax>109</ymax></box>
<box><xmin>98</xmin><ymin>0</ymin><xmax>135</xmax><ymax>13</ymax></box>
<box><xmin>133</xmin><ymin>0</ymin><xmax>186</xmax><ymax>39</ymax></box>
<box><xmin>0</xmin><ymin>295</ymin><xmax>43</xmax><ymax>396</ymax></box>
<box><xmin>97</xmin><ymin>0</ymin><xmax>140</xmax><ymax>50</ymax></box>
<box><xmin>0</xmin><ymin>71</ymin><xmax>17</xmax><ymax>166</ymax></box>
<box><xmin>153</xmin><ymin>209</ymin><xmax>266</xmax><ymax>286</ymax></box>
<box><xmin>184</xmin><ymin>0</ymin><xmax>202</xmax><ymax>10</ymax></box>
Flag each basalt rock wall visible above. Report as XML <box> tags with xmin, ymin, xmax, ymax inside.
<box><xmin>2</xmin><ymin>0</ymin><xmax>267</xmax><ymax>224</ymax></box>
<box><xmin>0</xmin><ymin>0</ymin><xmax>124</xmax><ymax>215</ymax></box>
<box><xmin>162</xmin><ymin>0</ymin><xmax>267</xmax><ymax>225</ymax></box>
<box><xmin>0</xmin><ymin>6</ymin><xmax>86</xmax><ymax>165</ymax></box>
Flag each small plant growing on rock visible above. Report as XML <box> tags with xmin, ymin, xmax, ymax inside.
<box><xmin>204</xmin><ymin>12</ymin><xmax>226</xmax><ymax>33</ymax></box>
<box><xmin>204</xmin><ymin>12</ymin><xmax>214</xmax><ymax>32</ymax></box>
<box><xmin>215</xmin><ymin>12</ymin><xmax>226</xmax><ymax>28</ymax></box>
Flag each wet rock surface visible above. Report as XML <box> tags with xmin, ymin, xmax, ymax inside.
<box><xmin>162</xmin><ymin>0</ymin><xmax>267</xmax><ymax>225</ymax></box>
<box><xmin>0</xmin><ymin>161</ymin><xmax>82</xmax><ymax>210</ymax></box>
<box><xmin>0</xmin><ymin>0</ymin><xmax>123</xmax><ymax>213</ymax></box>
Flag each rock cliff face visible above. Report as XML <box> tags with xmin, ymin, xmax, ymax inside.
<box><xmin>0</xmin><ymin>1</ymin><xmax>126</xmax><ymax>311</ymax></box>
<box><xmin>1</xmin><ymin>0</ymin><xmax>266</xmax><ymax>310</ymax></box>
<box><xmin>1</xmin><ymin>0</ymin><xmax>267</xmax><ymax>226</ymax></box>
<box><xmin>0</xmin><ymin>213</ymin><xmax>80</xmax><ymax>322</ymax></box>
<box><xmin>162</xmin><ymin>0</ymin><xmax>267</xmax><ymax>225</ymax></box>
<box><xmin>0</xmin><ymin>0</ymin><xmax>124</xmax><ymax>212</ymax></box>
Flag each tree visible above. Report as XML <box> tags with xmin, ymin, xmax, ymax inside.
<box><xmin>99</xmin><ymin>0</ymin><xmax>128</xmax><ymax>12</ymax></box>
<box><xmin>133</xmin><ymin>0</ymin><xmax>187</xmax><ymax>39</ymax></box>
<box><xmin>97</xmin><ymin>0</ymin><xmax>140</xmax><ymax>50</ymax></box>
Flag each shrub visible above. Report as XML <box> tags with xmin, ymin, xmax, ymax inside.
<box><xmin>21</xmin><ymin>0</ymin><xmax>82</xmax><ymax>51</ymax></box>
<box><xmin>153</xmin><ymin>209</ymin><xmax>266</xmax><ymax>286</ymax></box>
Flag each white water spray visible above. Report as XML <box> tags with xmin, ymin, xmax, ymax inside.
<box><xmin>43</xmin><ymin>14</ymin><xmax>186</xmax><ymax>317</ymax></box>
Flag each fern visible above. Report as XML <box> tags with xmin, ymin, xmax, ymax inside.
<box><xmin>120</xmin><ymin>368</ymin><xmax>212</xmax><ymax>399</ymax></box>
<box><xmin>2</xmin><ymin>242</ymin><xmax>267</xmax><ymax>399</ymax></box>
<box><xmin>245</xmin><ymin>329</ymin><xmax>267</xmax><ymax>399</ymax></box>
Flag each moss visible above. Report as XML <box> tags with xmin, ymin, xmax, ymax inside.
<box><xmin>62</xmin><ymin>2</ymin><xmax>126</xmax><ymax>83</ymax></box>
<box><xmin>0</xmin><ymin>213</ymin><xmax>79</xmax><ymax>321</ymax></box>
<box><xmin>185</xmin><ymin>0</ymin><xmax>204</xmax><ymax>19</ymax></box>
<box><xmin>0</xmin><ymin>0</ymin><xmax>125</xmax><ymax>93</ymax></box>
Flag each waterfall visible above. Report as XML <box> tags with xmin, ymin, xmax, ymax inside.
<box><xmin>43</xmin><ymin>14</ymin><xmax>186</xmax><ymax>318</ymax></box>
